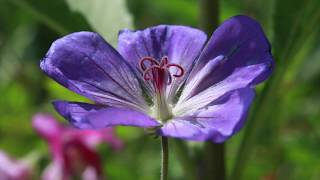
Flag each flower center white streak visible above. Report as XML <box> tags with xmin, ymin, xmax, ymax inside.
<box><xmin>174</xmin><ymin>62</ymin><xmax>265</xmax><ymax>116</ymax></box>
<box><xmin>174</xmin><ymin>55</ymin><xmax>225</xmax><ymax>116</ymax></box>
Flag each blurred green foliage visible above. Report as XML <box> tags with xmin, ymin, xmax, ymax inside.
<box><xmin>0</xmin><ymin>0</ymin><xmax>320</xmax><ymax>179</ymax></box>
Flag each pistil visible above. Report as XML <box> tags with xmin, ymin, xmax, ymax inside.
<box><xmin>139</xmin><ymin>56</ymin><xmax>184</xmax><ymax>121</ymax></box>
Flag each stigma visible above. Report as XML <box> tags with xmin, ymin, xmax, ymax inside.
<box><xmin>140</xmin><ymin>56</ymin><xmax>184</xmax><ymax>93</ymax></box>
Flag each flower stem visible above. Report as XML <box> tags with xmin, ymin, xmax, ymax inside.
<box><xmin>161</xmin><ymin>136</ymin><xmax>169</xmax><ymax>180</ymax></box>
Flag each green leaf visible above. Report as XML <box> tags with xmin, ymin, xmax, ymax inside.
<box><xmin>0</xmin><ymin>24</ymin><xmax>34</xmax><ymax>86</ymax></box>
<box><xmin>274</xmin><ymin>0</ymin><xmax>320</xmax><ymax>64</ymax></box>
<box><xmin>298</xmin><ymin>45</ymin><xmax>320</xmax><ymax>82</ymax></box>
<box><xmin>65</xmin><ymin>0</ymin><xmax>133</xmax><ymax>46</ymax></box>
<box><xmin>10</xmin><ymin>0</ymin><xmax>91</xmax><ymax>35</ymax></box>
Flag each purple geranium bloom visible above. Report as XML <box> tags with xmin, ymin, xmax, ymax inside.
<box><xmin>32</xmin><ymin>113</ymin><xmax>123</xmax><ymax>180</ymax></box>
<box><xmin>0</xmin><ymin>150</ymin><xmax>32</xmax><ymax>180</ymax></box>
<box><xmin>40</xmin><ymin>15</ymin><xmax>273</xmax><ymax>143</ymax></box>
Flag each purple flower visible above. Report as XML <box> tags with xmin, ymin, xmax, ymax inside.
<box><xmin>32</xmin><ymin>113</ymin><xmax>123</xmax><ymax>180</ymax></box>
<box><xmin>40</xmin><ymin>15</ymin><xmax>273</xmax><ymax>143</ymax></box>
<box><xmin>0</xmin><ymin>150</ymin><xmax>32</xmax><ymax>180</ymax></box>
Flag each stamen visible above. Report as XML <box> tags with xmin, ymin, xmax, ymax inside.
<box><xmin>139</xmin><ymin>56</ymin><xmax>185</xmax><ymax>88</ymax></box>
<box><xmin>166</xmin><ymin>64</ymin><xmax>184</xmax><ymax>77</ymax></box>
<box><xmin>160</xmin><ymin>56</ymin><xmax>168</xmax><ymax>66</ymax></box>
<box><xmin>165</xmin><ymin>70</ymin><xmax>172</xmax><ymax>85</ymax></box>
<box><xmin>139</xmin><ymin>56</ymin><xmax>184</xmax><ymax>121</ymax></box>
<box><xmin>143</xmin><ymin>65</ymin><xmax>162</xmax><ymax>81</ymax></box>
<box><xmin>139</xmin><ymin>57</ymin><xmax>159</xmax><ymax>71</ymax></box>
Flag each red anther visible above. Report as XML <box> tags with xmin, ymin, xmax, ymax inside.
<box><xmin>165</xmin><ymin>70</ymin><xmax>173</xmax><ymax>85</ymax></box>
<box><xmin>166</xmin><ymin>64</ymin><xmax>184</xmax><ymax>77</ymax></box>
<box><xmin>160</xmin><ymin>56</ymin><xmax>168</xmax><ymax>67</ymax></box>
<box><xmin>139</xmin><ymin>57</ymin><xmax>159</xmax><ymax>71</ymax></box>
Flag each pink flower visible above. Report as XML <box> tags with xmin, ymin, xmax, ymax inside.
<box><xmin>0</xmin><ymin>150</ymin><xmax>31</xmax><ymax>180</ymax></box>
<box><xmin>32</xmin><ymin>113</ymin><xmax>123</xmax><ymax>180</ymax></box>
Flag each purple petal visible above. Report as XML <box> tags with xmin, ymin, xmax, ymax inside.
<box><xmin>40</xmin><ymin>31</ymin><xmax>147</xmax><ymax>111</ymax></box>
<box><xmin>184</xmin><ymin>15</ymin><xmax>273</xmax><ymax>99</ymax></box>
<box><xmin>159</xmin><ymin>88</ymin><xmax>255</xmax><ymax>143</ymax></box>
<box><xmin>53</xmin><ymin>101</ymin><xmax>160</xmax><ymax>129</ymax></box>
<box><xmin>118</xmin><ymin>25</ymin><xmax>207</xmax><ymax>70</ymax></box>
<box><xmin>118</xmin><ymin>25</ymin><xmax>207</xmax><ymax>99</ymax></box>
<box><xmin>176</xmin><ymin>63</ymin><xmax>265</xmax><ymax>114</ymax></box>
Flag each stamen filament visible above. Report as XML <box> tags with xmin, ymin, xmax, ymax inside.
<box><xmin>166</xmin><ymin>64</ymin><xmax>184</xmax><ymax>77</ymax></box>
<box><xmin>140</xmin><ymin>57</ymin><xmax>160</xmax><ymax>71</ymax></box>
<box><xmin>139</xmin><ymin>56</ymin><xmax>185</xmax><ymax>121</ymax></box>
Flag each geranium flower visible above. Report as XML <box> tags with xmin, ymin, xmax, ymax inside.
<box><xmin>32</xmin><ymin>113</ymin><xmax>122</xmax><ymax>180</ymax></box>
<box><xmin>0</xmin><ymin>150</ymin><xmax>32</xmax><ymax>180</ymax></box>
<box><xmin>40</xmin><ymin>15</ymin><xmax>273</xmax><ymax>143</ymax></box>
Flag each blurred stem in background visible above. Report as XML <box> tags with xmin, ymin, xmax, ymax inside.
<box><xmin>199</xmin><ymin>0</ymin><xmax>219</xmax><ymax>34</ymax></box>
<box><xmin>172</xmin><ymin>140</ymin><xmax>197</xmax><ymax>180</ymax></box>
<box><xmin>10</xmin><ymin>0</ymin><xmax>69</xmax><ymax>35</ymax></box>
<box><xmin>230</xmin><ymin>75</ymin><xmax>274</xmax><ymax>180</ymax></box>
<box><xmin>199</xmin><ymin>0</ymin><xmax>225</xmax><ymax>180</ymax></box>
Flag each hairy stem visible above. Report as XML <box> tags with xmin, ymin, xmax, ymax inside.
<box><xmin>161</xmin><ymin>136</ymin><xmax>169</xmax><ymax>180</ymax></box>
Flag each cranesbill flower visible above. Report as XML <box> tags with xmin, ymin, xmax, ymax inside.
<box><xmin>40</xmin><ymin>15</ymin><xmax>273</xmax><ymax>143</ymax></box>
<box><xmin>32</xmin><ymin>113</ymin><xmax>122</xmax><ymax>180</ymax></box>
<box><xmin>0</xmin><ymin>150</ymin><xmax>32</xmax><ymax>180</ymax></box>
